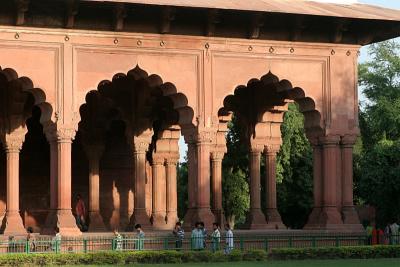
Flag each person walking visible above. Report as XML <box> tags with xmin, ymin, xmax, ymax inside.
<box><xmin>173</xmin><ymin>222</ymin><xmax>185</xmax><ymax>249</ymax></box>
<box><xmin>224</xmin><ymin>223</ymin><xmax>234</xmax><ymax>254</ymax></box>
<box><xmin>51</xmin><ymin>227</ymin><xmax>61</xmax><ymax>252</ymax></box>
<box><xmin>211</xmin><ymin>222</ymin><xmax>221</xmax><ymax>252</ymax></box>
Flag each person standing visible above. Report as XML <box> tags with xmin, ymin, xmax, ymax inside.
<box><xmin>224</xmin><ymin>223</ymin><xmax>234</xmax><ymax>254</ymax></box>
<box><xmin>173</xmin><ymin>222</ymin><xmax>185</xmax><ymax>249</ymax></box>
<box><xmin>75</xmin><ymin>194</ymin><xmax>87</xmax><ymax>231</ymax></box>
<box><xmin>113</xmin><ymin>229</ymin><xmax>123</xmax><ymax>251</ymax></box>
<box><xmin>211</xmin><ymin>223</ymin><xmax>221</xmax><ymax>252</ymax></box>
<box><xmin>191</xmin><ymin>222</ymin><xmax>204</xmax><ymax>250</ymax></box>
<box><xmin>135</xmin><ymin>224</ymin><xmax>145</xmax><ymax>250</ymax></box>
<box><xmin>26</xmin><ymin>227</ymin><xmax>36</xmax><ymax>252</ymax></box>
<box><xmin>51</xmin><ymin>227</ymin><xmax>61</xmax><ymax>252</ymax></box>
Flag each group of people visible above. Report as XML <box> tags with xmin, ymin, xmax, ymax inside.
<box><xmin>113</xmin><ymin>224</ymin><xmax>145</xmax><ymax>251</ymax></box>
<box><xmin>173</xmin><ymin>221</ymin><xmax>234</xmax><ymax>254</ymax></box>
<box><xmin>366</xmin><ymin>221</ymin><xmax>400</xmax><ymax>245</ymax></box>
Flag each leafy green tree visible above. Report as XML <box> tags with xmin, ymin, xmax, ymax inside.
<box><xmin>356</xmin><ymin>40</ymin><xmax>400</xmax><ymax>226</ymax></box>
<box><xmin>275</xmin><ymin>103</ymin><xmax>313</xmax><ymax>229</ymax></box>
<box><xmin>222</xmin><ymin>116</ymin><xmax>251</xmax><ymax>228</ymax></box>
<box><xmin>177</xmin><ymin>160</ymin><xmax>188</xmax><ymax>220</ymax></box>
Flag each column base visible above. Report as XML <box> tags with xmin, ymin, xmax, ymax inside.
<box><xmin>88</xmin><ymin>211</ymin><xmax>107</xmax><ymax>232</ymax></box>
<box><xmin>246</xmin><ymin>209</ymin><xmax>267</xmax><ymax>229</ymax></box>
<box><xmin>212</xmin><ymin>209</ymin><xmax>225</xmax><ymax>226</ymax></box>
<box><xmin>305</xmin><ymin>206</ymin><xmax>343</xmax><ymax>230</ymax></box>
<box><xmin>55</xmin><ymin>209</ymin><xmax>82</xmax><ymax>236</ymax></box>
<box><xmin>265</xmin><ymin>208</ymin><xmax>285</xmax><ymax>229</ymax></box>
<box><xmin>183</xmin><ymin>208</ymin><xmax>195</xmax><ymax>230</ymax></box>
<box><xmin>304</xmin><ymin>207</ymin><xmax>322</xmax><ymax>229</ymax></box>
<box><xmin>152</xmin><ymin>212</ymin><xmax>169</xmax><ymax>230</ymax></box>
<box><xmin>191</xmin><ymin>207</ymin><xmax>215</xmax><ymax>229</ymax></box>
<box><xmin>131</xmin><ymin>208</ymin><xmax>152</xmax><ymax>230</ymax></box>
<box><xmin>1</xmin><ymin>211</ymin><xmax>25</xmax><ymax>236</ymax></box>
<box><xmin>342</xmin><ymin>206</ymin><xmax>361</xmax><ymax>224</ymax></box>
<box><xmin>41</xmin><ymin>209</ymin><xmax>58</xmax><ymax>235</ymax></box>
<box><xmin>166</xmin><ymin>211</ymin><xmax>179</xmax><ymax>229</ymax></box>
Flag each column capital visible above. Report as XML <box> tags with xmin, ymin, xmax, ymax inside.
<box><xmin>341</xmin><ymin>135</ymin><xmax>358</xmax><ymax>147</ymax></box>
<box><xmin>184</xmin><ymin>129</ymin><xmax>216</xmax><ymax>145</ymax></box>
<box><xmin>152</xmin><ymin>154</ymin><xmax>165</xmax><ymax>165</ymax></box>
<box><xmin>319</xmin><ymin>135</ymin><xmax>340</xmax><ymax>147</ymax></box>
<box><xmin>133</xmin><ymin>138</ymin><xmax>151</xmax><ymax>153</ymax></box>
<box><xmin>264</xmin><ymin>144</ymin><xmax>280</xmax><ymax>155</ymax></box>
<box><xmin>1</xmin><ymin>127</ymin><xmax>27</xmax><ymax>153</ymax></box>
<box><xmin>249</xmin><ymin>144</ymin><xmax>263</xmax><ymax>154</ymax></box>
<box><xmin>57</xmin><ymin>128</ymin><xmax>76</xmax><ymax>143</ymax></box>
<box><xmin>211</xmin><ymin>151</ymin><xmax>224</xmax><ymax>161</ymax></box>
<box><xmin>165</xmin><ymin>155</ymin><xmax>179</xmax><ymax>165</ymax></box>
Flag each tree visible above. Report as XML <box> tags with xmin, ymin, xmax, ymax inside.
<box><xmin>222</xmin><ymin>116</ymin><xmax>251</xmax><ymax>228</ymax></box>
<box><xmin>177</xmin><ymin>160</ymin><xmax>188</xmax><ymax>220</ymax></box>
<box><xmin>275</xmin><ymin>103</ymin><xmax>313</xmax><ymax>229</ymax></box>
<box><xmin>356</xmin><ymin>40</ymin><xmax>400</xmax><ymax>226</ymax></box>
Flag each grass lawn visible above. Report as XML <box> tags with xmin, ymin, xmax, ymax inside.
<box><xmin>129</xmin><ymin>259</ymin><xmax>400</xmax><ymax>267</ymax></box>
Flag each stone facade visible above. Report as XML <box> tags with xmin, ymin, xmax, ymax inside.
<box><xmin>0</xmin><ymin>0</ymin><xmax>398</xmax><ymax>236</ymax></box>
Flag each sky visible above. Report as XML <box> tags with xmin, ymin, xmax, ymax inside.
<box><xmin>178</xmin><ymin>0</ymin><xmax>400</xmax><ymax>161</ymax></box>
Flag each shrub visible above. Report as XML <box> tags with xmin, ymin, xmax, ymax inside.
<box><xmin>269</xmin><ymin>245</ymin><xmax>400</xmax><ymax>260</ymax></box>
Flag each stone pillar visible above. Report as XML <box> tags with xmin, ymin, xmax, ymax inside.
<box><xmin>55</xmin><ymin>129</ymin><xmax>81</xmax><ymax>236</ymax></box>
<box><xmin>247</xmin><ymin>147</ymin><xmax>267</xmax><ymax>229</ymax></box>
<box><xmin>132</xmin><ymin>140</ymin><xmax>151</xmax><ymax>229</ymax></box>
<box><xmin>84</xmin><ymin>145</ymin><xmax>106</xmax><ymax>232</ymax></box>
<box><xmin>166</xmin><ymin>156</ymin><xmax>179</xmax><ymax>228</ymax></box>
<box><xmin>211</xmin><ymin>151</ymin><xmax>224</xmax><ymax>226</ymax></box>
<box><xmin>319</xmin><ymin>135</ymin><xmax>342</xmax><ymax>227</ymax></box>
<box><xmin>341</xmin><ymin>135</ymin><xmax>361</xmax><ymax>227</ymax></box>
<box><xmin>1</xmin><ymin>130</ymin><xmax>26</xmax><ymax>235</ymax></box>
<box><xmin>151</xmin><ymin>155</ymin><xmax>167</xmax><ymax>229</ymax></box>
<box><xmin>42</xmin><ymin>137</ymin><xmax>58</xmax><ymax>234</ymax></box>
<box><xmin>183</xmin><ymin>142</ymin><xmax>196</xmax><ymax>229</ymax></box>
<box><xmin>264</xmin><ymin>145</ymin><xmax>284</xmax><ymax>228</ymax></box>
<box><xmin>191</xmin><ymin>139</ymin><xmax>215</xmax><ymax>228</ymax></box>
<box><xmin>305</xmin><ymin>140</ymin><xmax>323</xmax><ymax>228</ymax></box>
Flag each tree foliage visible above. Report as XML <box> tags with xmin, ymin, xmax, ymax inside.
<box><xmin>275</xmin><ymin>103</ymin><xmax>313</xmax><ymax>229</ymax></box>
<box><xmin>356</xmin><ymin>40</ymin><xmax>400</xmax><ymax>226</ymax></box>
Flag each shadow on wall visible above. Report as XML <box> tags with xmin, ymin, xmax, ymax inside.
<box><xmin>19</xmin><ymin>106</ymin><xmax>50</xmax><ymax>233</ymax></box>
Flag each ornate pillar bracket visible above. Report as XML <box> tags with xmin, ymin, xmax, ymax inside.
<box><xmin>263</xmin><ymin>144</ymin><xmax>284</xmax><ymax>229</ymax></box>
<box><xmin>165</xmin><ymin>154</ymin><xmax>179</xmax><ymax>228</ymax></box>
<box><xmin>318</xmin><ymin>135</ymin><xmax>343</xmax><ymax>228</ymax></box>
<box><xmin>0</xmin><ymin>127</ymin><xmax>27</xmax><ymax>236</ymax></box>
<box><xmin>340</xmin><ymin>135</ymin><xmax>362</xmax><ymax>228</ymax></box>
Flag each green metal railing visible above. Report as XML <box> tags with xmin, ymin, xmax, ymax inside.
<box><xmin>1</xmin><ymin>234</ymin><xmax>399</xmax><ymax>254</ymax></box>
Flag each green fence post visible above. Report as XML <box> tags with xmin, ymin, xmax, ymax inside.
<box><xmin>111</xmin><ymin>239</ymin><xmax>115</xmax><ymax>250</ymax></box>
<box><xmin>163</xmin><ymin>237</ymin><xmax>168</xmax><ymax>250</ymax></box>
<box><xmin>55</xmin><ymin>240</ymin><xmax>60</xmax><ymax>254</ymax></box>
<box><xmin>335</xmin><ymin>236</ymin><xmax>339</xmax><ymax>247</ymax></box>
<box><xmin>25</xmin><ymin>240</ymin><xmax>29</xmax><ymax>254</ymax></box>
<box><xmin>83</xmin><ymin>239</ymin><xmax>88</xmax><ymax>253</ymax></box>
<box><xmin>288</xmin><ymin>237</ymin><xmax>293</xmax><ymax>248</ymax></box>
<box><xmin>240</xmin><ymin>237</ymin><xmax>244</xmax><ymax>251</ymax></box>
<box><xmin>264</xmin><ymin>238</ymin><xmax>269</xmax><ymax>251</ymax></box>
<box><xmin>312</xmin><ymin>237</ymin><xmax>316</xmax><ymax>248</ymax></box>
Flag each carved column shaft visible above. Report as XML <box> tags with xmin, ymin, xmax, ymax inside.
<box><xmin>1</xmin><ymin>129</ymin><xmax>27</xmax><ymax>235</ymax></box>
<box><xmin>250</xmin><ymin>150</ymin><xmax>261</xmax><ymax>210</ymax></box>
<box><xmin>166</xmin><ymin>156</ymin><xmax>178</xmax><ymax>227</ymax></box>
<box><xmin>151</xmin><ymin>156</ymin><xmax>167</xmax><ymax>228</ymax></box>
<box><xmin>320</xmin><ymin>135</ymin><xmax>342</xmax><ymax>226</ymax></box>
<box><xmin>211</xmin><ymin>151</ymin><xmax>224</xmax><ymax>225</ymax></box>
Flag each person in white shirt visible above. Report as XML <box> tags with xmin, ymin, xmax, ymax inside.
<box><xmin>211</xmin><ymin>222</ymin><xmax>221</xmax><ymax>252</ymax></box>
<box><xmin>224</xmin><ymin>223</ymin><xmax>234</xmax><ymax>254</ymax></box>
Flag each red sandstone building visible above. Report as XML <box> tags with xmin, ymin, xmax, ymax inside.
<box><xmin>0</xmin><ymin>0</ymin><xmax>399</xmax><ymax>236</ymax></box>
